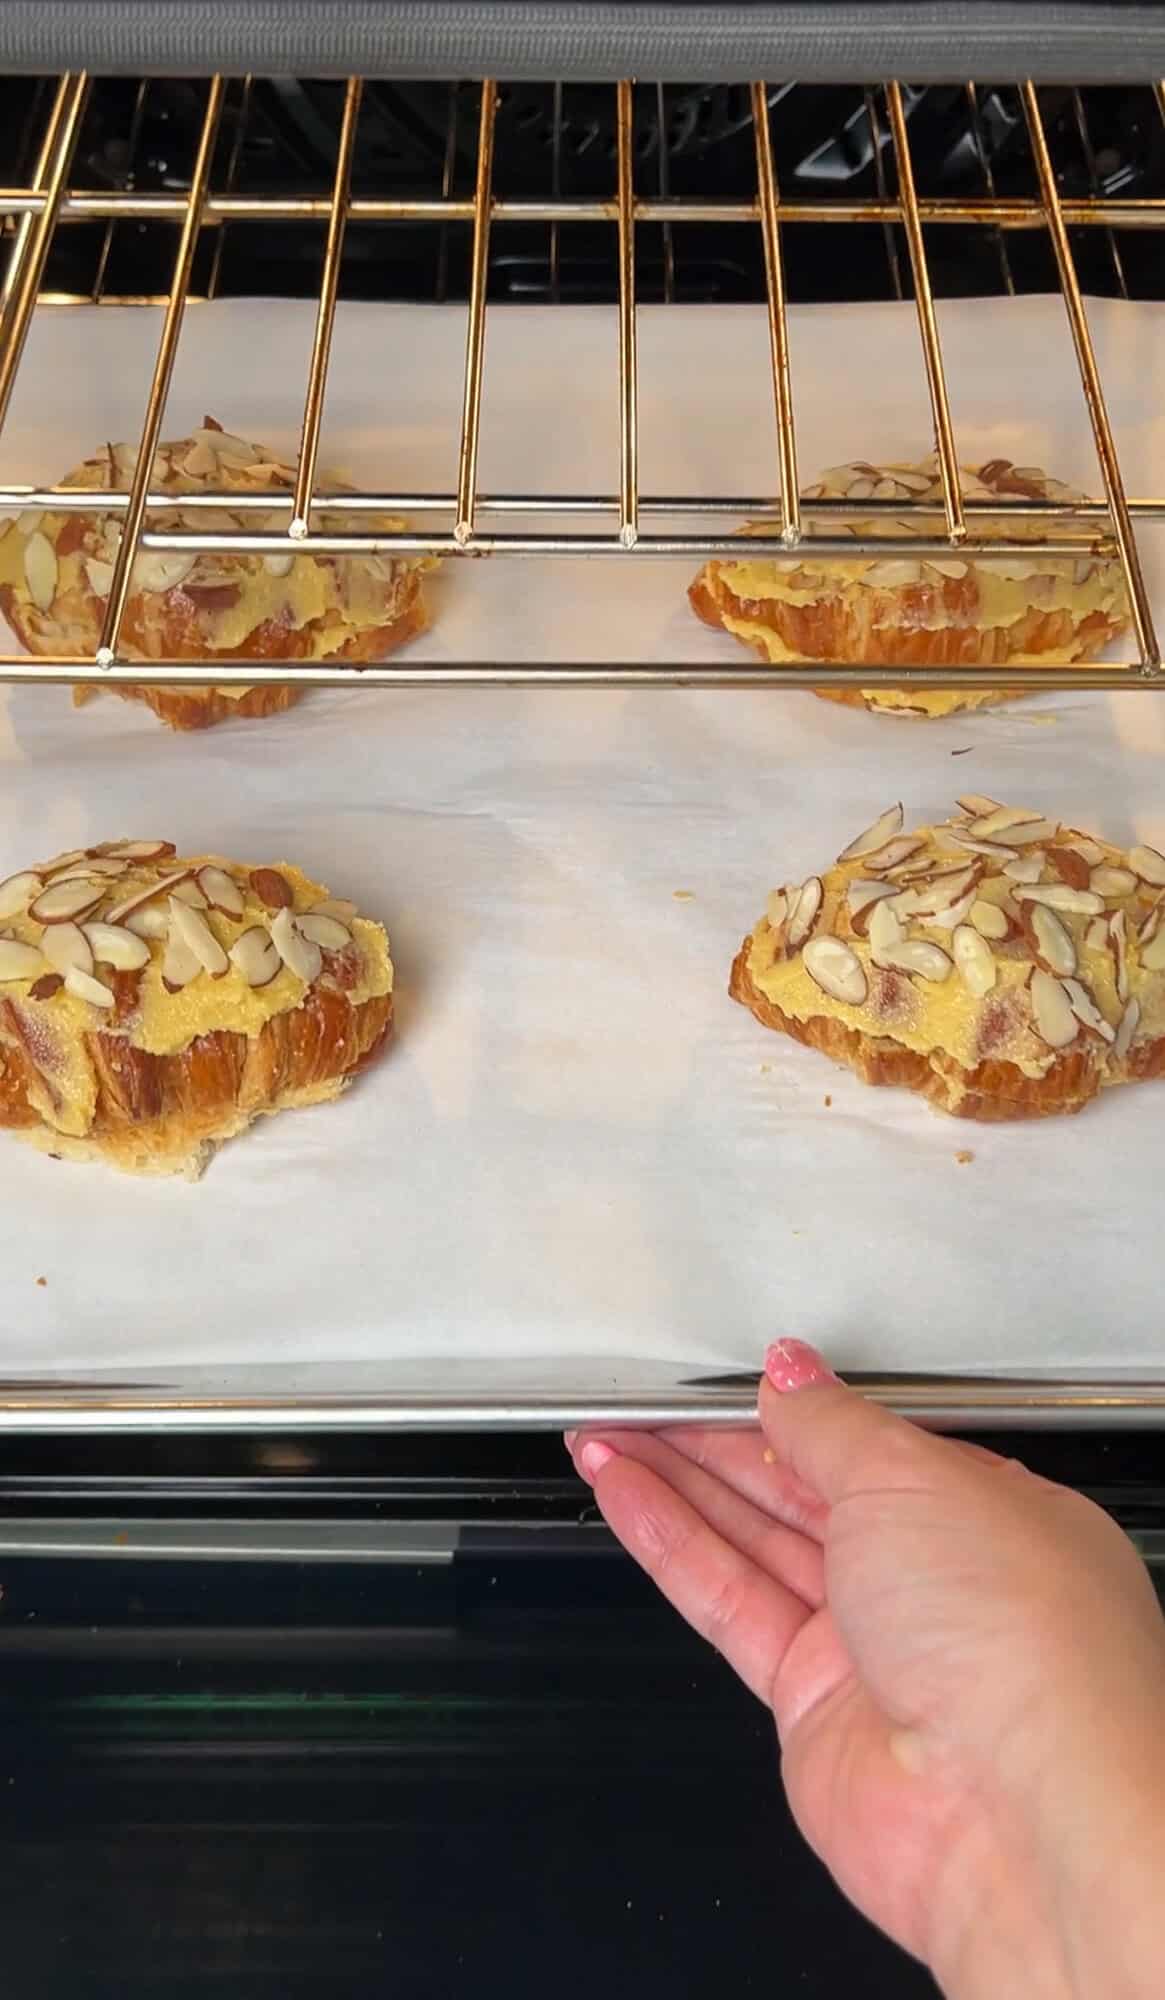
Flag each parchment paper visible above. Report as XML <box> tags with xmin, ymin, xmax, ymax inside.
<box><xmin>0</xmin><ymin>295</ymin><xmax>1163</xmax><ymax>1383</ymax></box>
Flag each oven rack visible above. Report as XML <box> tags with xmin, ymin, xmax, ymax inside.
<box><xmin>0</xmin><ymin>72</ymin><xmax>1164</xmax><ymax>691</ymax></box>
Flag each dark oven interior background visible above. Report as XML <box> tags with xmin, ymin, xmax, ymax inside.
<box><xmin>3</xmin><ymin>75</ymin><xmax>1165</xmax><ymax>308</ymax></box>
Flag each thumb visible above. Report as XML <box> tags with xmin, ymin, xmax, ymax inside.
<box><xmin>760</xmin><ymin>1340</ymin><xmax>950</xmax><ymax>1507</ymax></box>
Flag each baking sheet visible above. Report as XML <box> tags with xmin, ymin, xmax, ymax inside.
<box><xmin>1</xmin><ymin>294</ymin><xmax>1164</xmax><ymax>1392</ymax></box>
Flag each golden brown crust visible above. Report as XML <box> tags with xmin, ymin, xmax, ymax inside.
<box><xmin>0</xmin><ymin>979</ymin><xmax>391</xmax><ymax>1172</ymax></box>
<box><xmin>729</xmin><ymin>938</ymin><xmax>1110</xmax><ymax>1120</ymax></box>
<box><xmin>689</xmin><ymin>453</ymin><xmax>1129</xmax><ymax>715</ymax></box>
<box><xmin>0</xmin><ymin>844</ymin><xmax>395</xmax><ymax>1174</ymax></box>
<box><xmin>60</xmin><ymin>581</ymin><xmax>428</xmax><ymax>731</ymax></box>
<box><xmin>692</xmin><ymin>569</ymin><xmax>1123</xmax><ymax>715</ymax></box>
<box><xmin>0</xmin><ymin>420</ymin><xmax>434</xmax><ymax>730</ymax></box>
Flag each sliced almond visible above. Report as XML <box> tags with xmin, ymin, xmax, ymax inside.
<box><xmin>949</xmin><ymin>832</ymin><xmax>1015</xmax><ymax>862</ymax></box>
<box><xmin>922</xmin><ymin>887</ymin><xmax>981</xmax><ymax>935</ymax></box>
<box><xmin>48</xmin><ymin>855</ymin><xmax>128</xmax><ymax>881</ymax></box>
<box><xmin>862</xmin><ymin>558</ymin><xmax>924</xmax><ymax>587</ymax></box>
<box><xmin>22</xmin><ymin>530</ymin><xmax>58</xmax><ymax>612</ymax></box>
<box><xmin>270</xmin><ymin>907</ymin><xmax>322</xmax><ymax>985</ymax></box>
<box><xmin>197</xmin><ymin>865</ymin><xmax>245</xmax><ymax>918</ymax></box>
<box><xmin>1129</xmin><ymin>844</ymin><xmax>1165</xmax><ymax>888</ymax></box>
<box><xmin>1090</xmin><ymin>865</ymin><xmax>1137</xmax><ymax>899</ymax></box>
<box><xmin>1065</xmin><ymin>836</ymin><xmax>1106</xmax><ymax>866</ymax></box>
<box><xmin>1014</xmin><ymin>884</ymin><xmax>1104</xmax><ymax>916</ymax></box>
<box><xmin>228</xmin><ymin>926</ymin><xmax>281</xmax><ymax>989</ymax></box>
<box><xmin>42</xmin><ymin>922</ymin><xmax>93</xmax><ymax>977</ymax></box>
<box><xmin>84</xmin><ymin>557</ymin><xmax>114</xmax><ymax>598</ymax></box>
<box><xmin>993</xmin><ymin>818</ymin><xmax>1058</xmax><ymax>848</ymax></box>
<box><xmin>955</xmin><ymin>793</ymin><xmax>1002</xmax><ymax>818</ymax></box>
<box><xmin>64</xmin><ymin>966</ymin><xmax>115</xmax><ymax>1009</ymax></box>
<box><xmin>40</xmin><ymin>849</ymin><xmax>87</xmax><ymax>871</ymax></box>
<box><xmin>765</xmin><ymin>888</ymin><xmax>788</xmax><ymax>932</ymax></box>
<box><xmin>862</xmin><ymin>835</ymin><xmax>927</xmax><ymax>875</ymax></box>
<box><xmin>161</xmin><ymin>932</ymin><xmax>201</xmax><ymax>992</ymax></box>
<box><xmin>1002</xmin><ymin>853</ymin><xmax>1044</xmax><ymax>884</ymax></box>
<box><xmin>887</xmin><ymin>855</ymin><xmax>971</xmax><ymax>886</ymax></box>
<box><xmin>968</xmin><ymin>804</ymin><xmax>1044</xmax><ymax>839</ymax></box>
<box><xmin>28</xmin><ymin>972</ymin><xmax>63</xmax><ymax>1000</ymax></box>
<box><xmin>1062</xmin><ymin>978</ymin><xmax>1115</xmax><ymax>1044</ymax></box>
<box><xmin>98</xmin><ymin>839</ymin><xmax>177</xmax><ymax>862</ymax></box>
<box><xmin>786</xmin><ymin>877</ymin><xmax>823</xmax><ymax>950</ymax></box>
<box><xmin>82</xmin><ymin>921</ymin><xmax>150</xmax><ymax>971</ymax></box>
<box><xmin>311</xmin><ymin>898</ymin><xmax>358</xmax><ymax>924</ymax></box>
<box><xmin>297</xmin><ymin>911</ymin><xmax>351</xmax><ymax>952</ymax></box>
<box><xmin>131</xmin><ymin>550</ymin><xmax>197</xmax><ymax>595</ymax></box>
<box><xmin>28</xmin><ymin>878</ymin><xmax>104</xmax><ymax>925</ymax></box>
<box><xmin>169</xmin><ymin>899</ymin><xmax>229</xmax><ymax>978</ymax></box>
<box><xmin>0</xmin><ymin>871</ymin><xmax>42</xmax><ymax>921</ymax></box>
<box><xmin>838</xmin><ymin>803</ymin><xmax>903</xmax><ymax>863</ymax></box>
<box><xmin>802</xmin><ymin>935</ymin><xmax>868</xmax><ymax>1007</ymax></box>
<box><xmin>924</xmin><ymin>558</ymin><xmax>969</xmax><ymax>581</ymax></box>
<box><xmin>892</xmin><ymin>863</ymin><xmax>977</xmax><ymax>918</ymax></box>
<box><xmin>122</xmin><ymin>905</ymin><xmax>169</xmax><ymax>941</ymax></box>
<box><xmin>1114</xmin><ymin>997</ymin><xmax>1141</xmax><ymax>1062</ymax></box>
<box><xmin>867</xmin><ymin>897</ymin><xmax>904</xmax><ymax>962</ymax></box>
<box><xmin>1109</xmin><ymin>909</ymin><xmax>1129</xmax><ymax>1003</ymax></box>
<box><xmin>952</xmin><ymin>925</ymin><xmax>996</xmax><ymax>997</ymax></box>
<box><xmin>1027</xmin><ymin>903</ymin><xmax>1076</xmax><ymax>978</ymax></box>
<box><xmin>171</xmin><ymin>877</ymin><xmax>209</xmax><ymax>910</ymax></box>
<box><xmin>263</xmin><ymin>551</ymin><xmax>296</xmax><ymax>578</ymax></box>
<box><xmin>1030</xmin><ymin>969</ymin><xmax>1078</xmax><ymax>1050</ymax></box>
<box><xmin>1142</xmin><ymin>924</ymin><xmax>1165</xmax><ymax>973</ymax></box>
<box><xmin>877</xmin><ymin>939</ymin><xmax>952</xmax><ymax>983</ymax></box>
<box><xmin>250</xmin><ymin>867</ymin><xmax>294</xmax><ymax>911</ymax></box>
<box><xmin>106</xmin><ymin>868</ymin><xmax>193</xmax><ymax>925</ymax></box>
<box><xmin>0</xmin><ymin>939</ymin><xmax>44</xmax><ymax>982</ymax></box>
<box><xmin>1047</xmin><ymin>846</ymin><xmax>1091</xmax><ymax>891</ymax></box>
<box><xmin>969</xmin><ymin>899</ymin><xmax>1010</xmax><ymax>941</ymax></box>
<box><xmin>847</xmin><ymin>881</ymin><xmax>897</xmax><ymax>937</ymax></box>
<box><xmin>1138</xmin><ymin>896</ymin><xmax>1164</xmax><ymax>947</ymax></box>
<box><xmin>1085</xmin><ymin>915</ymin><xmax>1111</xmax><ymax>952</ymax></box>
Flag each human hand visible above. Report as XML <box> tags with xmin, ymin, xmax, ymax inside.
<box><xmin>566</xmin><ymin>1344</ymin><xmax>1165</xmax><ymax>1999</ymax></box>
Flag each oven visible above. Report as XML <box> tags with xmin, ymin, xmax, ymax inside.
<box><xmin>1</xmin><ymin>7</ymin><xmax>1164</xmax><ymax>1992</ymax></box>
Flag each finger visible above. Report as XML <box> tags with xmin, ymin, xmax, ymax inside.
<box><xmin>570</xmin><ymin>1427</ymin><xmax>825</xmax><ymax>1606</ymax></box>
<box><xmin>576</xmin><ymin>1440</ymin><xmax>812</xmax><ymax>1705</ymax></box>
<box><xmin>759</xmin><ymin>1341</ymin><xmax>953</xmax><ymax>1506</ymax></box>
<box><xmin>653</xmin><ymin>1425</ymin><xmax>828</xmax><ymax>1541</ymax></box>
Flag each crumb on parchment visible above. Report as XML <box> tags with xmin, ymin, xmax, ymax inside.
<box><xmin>34</xmin><ymin>1276</ymin><xmax>46</xmax><ymax>1287</ymax></box>
<box><xmin>955</xmin><ymin>1150</ymin><xmax>974</xmax><ymax>1165</ymax></box>
<box><xmin>673</xmin><ymin>889</ymin><xmax>695</xmax><ymax>901</ymax></box>
<box><xmin>823</xmin><ymin>1094</ymin><xmax>832</xmax><ymax>1107</ymax></box>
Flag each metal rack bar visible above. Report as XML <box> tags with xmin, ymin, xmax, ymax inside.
<box><xmin>454</xmin><ymin>80</ymin><xmax>496</xmax><ymax>542</ymax></box>
<box><xmin>0</xmin><ymin>1373</ymin><xmax>1161</xmax><ymax>1434</ymax></box>
<box><xmin>95</xmin><ymin>76</ymin><xmax>225</xmax><ymax>665</ymax></box>
<box><xmin>291</xmin><ymin>76</ymin><xmax>361</xmax><ymax>539</ymax></box>
<box><xmin>11</xmin><ymin>190</ymin><xmax>1165</xmax><ymax>230</ymax></box>
<box><xmin>1022</xmin><ymin>80</ymin><xmax>1159</xmax><ymax>672</ymax></box>
<box><xmin>0</xmin><ymin>658</ymin><xmax>1147</xmax><ymax>689</ymax></box>
<box><xmin>615</xmin><ymin>78</ymin><xmax>639</xmax><ymax>547</ymax></box>
<box><xmin>751</xmin><ymin>83</ymin><xmax>799</xmax><ymax>542</ymax></box>
<box><xmin>885</xmin><ymin>81</ymin><xmax>964</xmax><ymax>542</ymax></box>
<box><xmin>0</xmin><ymin>70</ymin><xmax>86</xmax><ymax>439</ymax></box>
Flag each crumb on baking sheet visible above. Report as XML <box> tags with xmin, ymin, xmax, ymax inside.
<box><xmin>673</xmin><ymin>889</ymin><xmax>695</xmax><ymax>901</ymax></box>
<box><xmin>34</xmin><ymin>1276</ymin><xmax>46</xmax><ymax>1287</ymax></box>
<box><xmin>955</xmin><ymin>1149</ymin><xmax>974</xmax><ymax>1165</ymax></box>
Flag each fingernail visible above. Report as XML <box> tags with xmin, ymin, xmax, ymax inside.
<box><xmin>578</xmin><ymin>1439</ymin><xmax>618</xmax><ymax>1485</ymax></box>
<box><xmin>764</xmin><ymin>1339</ymin><xmax>839</xmax><ymax>1393</ymax></box>
<box><xmin>563</xmin><ymin>1429</ymin><xmax>577</xmax><ymax>1450</ymax></box>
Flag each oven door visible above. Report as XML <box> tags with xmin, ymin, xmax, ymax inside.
<box><xmin>0</xmin><ymin>1428</ymin><xmax>1162</xmax><ymax>1997</ymax></box>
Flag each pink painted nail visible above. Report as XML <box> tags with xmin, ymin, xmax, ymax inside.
<box><xmin>578</xmin><ymin>1439</ymin><xmax>618</xmax><ymax>1484</ymax></box>
<box><xmin>764</xmin><ymin>1339</ymin><xmax>840</xmax><ymax>1393</ymax></box>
